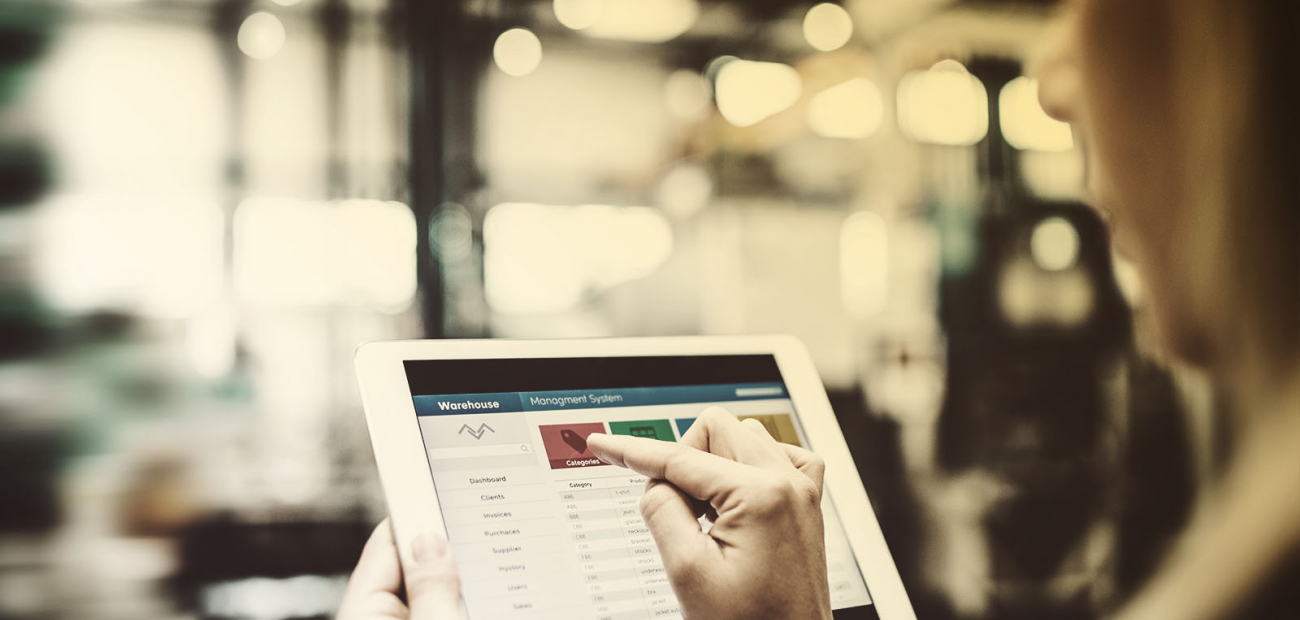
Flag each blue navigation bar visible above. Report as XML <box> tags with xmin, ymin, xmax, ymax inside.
<box><xmin>413</xmin><ymin>382</ymin><xmax>787</xmax><ymax>417</ymax></box>
<box><xmin>413</xmin><ymin>392</ymin><xmax>524</xmax><ymax>415</ymax></box>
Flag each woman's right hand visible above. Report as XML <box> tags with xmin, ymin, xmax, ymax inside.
<box><xmin>586</xmin><ymin>407</ymin><xmax>833</xmax><ymax>620</ymax></box>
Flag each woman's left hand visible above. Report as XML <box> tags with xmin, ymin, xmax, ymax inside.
<box><xmin>336</xmin><ymin>518</ymin><xmax>466</xmax><ymax>620</ymax></box>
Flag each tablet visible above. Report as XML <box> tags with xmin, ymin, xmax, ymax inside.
<box><xmin>355</xmin><ymin>336</ymin><xmax>917</xmax><ymax>620</ymax></box>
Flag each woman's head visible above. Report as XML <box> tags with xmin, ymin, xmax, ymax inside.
<box><xmin>1033</xmin><ymin>0</ymin><xmax>1299</xmax><ymax>394</ymax></box>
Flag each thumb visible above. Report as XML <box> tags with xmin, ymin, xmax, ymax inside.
<box><xmin>405</xmin><ymin>533</ymin><xmax>466</xmax><ymax>620</ymax></box>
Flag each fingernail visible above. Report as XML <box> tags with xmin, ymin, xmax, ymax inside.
<box><xmin>411</xmin><ymin>533</ymin><xmax>447</xmax><ymax>564</ymax></box>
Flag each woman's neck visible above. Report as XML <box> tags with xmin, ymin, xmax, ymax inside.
<box><xmin>1113</xmin><ymin>360</ymin><xmax>1300</xmax><ymax>620</ymax></box>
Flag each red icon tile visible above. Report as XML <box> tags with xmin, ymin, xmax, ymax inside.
<box><xmin>538</xmin><ymin>423</ymin><xmax>608</xmax><ymax>470</ymax></box>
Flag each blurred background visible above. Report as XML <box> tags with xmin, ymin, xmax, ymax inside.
<box><xmin>0</xmin><ymin>0</ymin><xmax>1224</xmax><ymax>619</ymax></box>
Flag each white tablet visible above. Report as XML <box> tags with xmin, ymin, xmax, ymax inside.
<box><xmin>355</xmin><ymin>336</ymin><xmax>917</xmax><ymax>620</ymax></box>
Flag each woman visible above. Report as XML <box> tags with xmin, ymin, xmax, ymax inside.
<box><xmin>336</xmin><ymin>0</ymin><xmax>1299</xmax><ymax>618</ymax></box>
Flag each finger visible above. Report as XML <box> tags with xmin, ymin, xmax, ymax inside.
<box><xmin>405</xmin><ymin>532</ymin><xmax>466</xmax><ymax>620</ymax></box>
<box><xmin>679</xmin><ymin>407</ymin><xmax>739</xmax><ymax>453</ymax></box>
<box><xmin>346</xmin><ymin>519</ymin><xmax>403</xmax><ymax>597</ymax></box>
<box><xmin>680</xmin><ymin>407</ymin><xmax>789</xmax><ymax>470</ymax></box>
<box><xmin>338</xmin><ymin>519</ymin><xmax>410</xmax><ymax>620</ymax></box>
<box><xmin>779</xmin><ymin>444</ymin><xmax>826</xmax><ymax>491</ymax></box>
<box><xmin>639</xmin><ymin>480</ymin><xmax>716</xmax><ymax>569</ymax></box>
<box><xmin>587</xmin><ymin>433</ymin><xmax>755</xmax><ymax>502</ymax></box>
<box><xmin>740</xmin><ymin>417</ymin><xmax>777</xmax><ymax>442</ymax></box>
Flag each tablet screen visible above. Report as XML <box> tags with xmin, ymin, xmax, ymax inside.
<box><xmin>404</xmin><ymin>355</ymin><xmax>877</xmax><ymax>620</ymax></box>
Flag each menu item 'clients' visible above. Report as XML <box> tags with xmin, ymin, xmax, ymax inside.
<box><xmin>539</xmin><ymin>423</ymin><xmax>607</xmax><ymax>469</ymax></box>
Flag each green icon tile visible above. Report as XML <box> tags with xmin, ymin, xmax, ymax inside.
<box><xmin>608</xmin><ymin>419</ymin><xmax>677</xmax><ymax>442</ymax></box>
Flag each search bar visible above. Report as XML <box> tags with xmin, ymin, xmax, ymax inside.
<box><xmin>428</xmin><ymin>443</ymin><xmax>534</xmax><ymax>460</ymax></box>
<box><xmin>735</xmin><ymin>387</ymin><xmax>783</xmax><ymax>398</ymax></box>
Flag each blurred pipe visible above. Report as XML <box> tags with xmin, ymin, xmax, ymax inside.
<box><xmin>320</xmin><ymin>0</ymin><xmax>348</xmax><ymax>200</ymax></box>
<box><xmin>968</xmin><ymin>56</ymin><xmax>1022</xmax><ymax>209</ymax></box>
<box><xmin>212</xmin><ymin>0</ymin><xmax>252</xmax><ymax>326</ymax></box>
<box><xmin>401</xmin><ymin>0</ymin><xmax>446</xmax><ymax>337</ymax></box>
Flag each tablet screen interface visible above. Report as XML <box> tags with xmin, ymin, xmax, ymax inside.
<box><xmin>404</xmin><ymin>355</ymin><xmax>876</xmax><ymax>620</ymax></box>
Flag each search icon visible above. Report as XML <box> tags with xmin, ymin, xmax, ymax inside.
<box><xmin>521</xmin><ymin>444</ymin><xmax>531</xmax><ymax>452</ymax></box>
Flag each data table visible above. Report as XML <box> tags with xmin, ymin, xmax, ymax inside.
<box><xmin>560</xmin><ymin>474</ymin><xmax>682</xmax><ymax>620</ymax></box>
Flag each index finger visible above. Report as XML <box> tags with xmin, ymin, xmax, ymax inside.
<box><xmin>586</xmin><ymin>433</ymin><xmax>756</xmax><ymax>502</ymax></box>
<box><xmin>680</xmin><ymin>407</ymin><xmax>791</xmax><ymax>471</ymax></box>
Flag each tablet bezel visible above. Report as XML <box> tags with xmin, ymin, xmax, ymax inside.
<box><xmin>355</xmin><ymin>335</ymin><xmax>917</xmax><ymax>620</ymax></box>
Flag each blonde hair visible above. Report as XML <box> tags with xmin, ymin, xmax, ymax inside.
<box><xmin>1170</xmin><ymin>0</ymin><xmax>1299</xmax><ymax>398</ymax></box>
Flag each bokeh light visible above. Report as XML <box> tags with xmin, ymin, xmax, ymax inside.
<box><xmin>840</xmin><ymin>211</ymin><xmax>889</xmax><ymax>319</ymax></box>
<box><xmin>999</xmin><ymin>261</ymin><xmax>1094</xmax><ymax>327</ymax></box>
<box><xmin>714</xmin><ymin>59</ymin><xmax>801</xmax><ymax>127</ymax></box>
<box><xmin>233</xmin><ymin>198</ymin><xmax>417</xmax><ymax>309</ymax></box>
<box><xmin>237</xmin><ymin>12</ymin><xmax>286</xmax><ymax>60</ymax></box>
<box><xmin>1000</xmin><ymin>77</ymin><xmax>1074</xmax><ymax>151</ymax></box>
<box><xmin>484</xmin><ymin>203</ymin><xmax>674</xmax><ymax>314</ymax></box>
<box><xmin>1021</xmin><ymin>150</ymin><xmax>1087</xmax><ymax>200</ymax></box>
<box><xmin>429</xmin><ymin>202</ymin><xmax>475</xmax><ymax>261</ymax></box>
<box><xmin>655</xmin><ymin>163</ymin><xmax>713</xmax><ymax>218</ymax></box>
<box><xmin>803</xmin><ymin>3</ymin><xmax>854</xmax><ymax>52</ymax></box>
<box><xmin>1030</xmin><ymin>216</ymin><xmax>1080</xmax><ymax>271</ymax></box>
<box><xmin>808</xmin><ymin>77</ymin><xmax>884</xmax><ymax>139</ymax></box>
<box><xmin>337</xmin><ymin>199</ymin><xmax>419</xmax><ymax>312</ymax></box>
<box><xmin>492</xmin><ymin>28</ymin><xmax>543</xmax><ymax>77</ymax></box>
<box><xmin>34</xmin><ymin>195</ymin><xmax>224</xmax><ymax>318</ymax></box>
<box><xmin>553</xmin><ymin>0</ymin><xmax>603</xmax><ymax>30</ymax></box>
<box><xmin>896</xmin><ymin>60</ymin><xmax>989</xmax><ymax>146</ymax></box>
<box><xmin>582</xmin><ymin>0</ymin><xmax>698</xmax><ymax>42</ymax></box>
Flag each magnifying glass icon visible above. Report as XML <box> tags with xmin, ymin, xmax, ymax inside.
<box><xmin>521</xmin><ymin>444</ymin><xmax>531</xmax><ymax>452</ymax></box>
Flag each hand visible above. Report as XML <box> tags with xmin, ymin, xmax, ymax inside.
<box><xmin>587</xmin><ymin>407</ymin><xmax>833</xmax><ymax>620</ymax></box>
<box><xmin>336</xmin><ymin>518</ymin><xmax>466</xmax><ymax>620</ymax></box>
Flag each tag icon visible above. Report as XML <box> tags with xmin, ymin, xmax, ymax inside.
<box><xmin>560</xmin><ymin>429</ymin><xmax>587</xmax><ymax>453</ymax></box>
